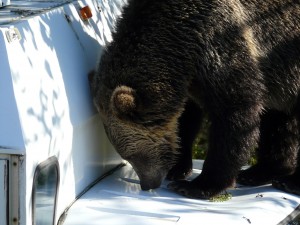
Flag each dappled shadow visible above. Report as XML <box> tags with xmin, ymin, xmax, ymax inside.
<box><xmin>5</xmin><ymin>1</ymin><xmax>127</xmax><ymax>223</ymax></box>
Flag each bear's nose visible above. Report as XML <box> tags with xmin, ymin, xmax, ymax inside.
<box><xmin>140</xmin><ymin>179</ymin><xmax>161</xmax><ymax>191</ymax></box>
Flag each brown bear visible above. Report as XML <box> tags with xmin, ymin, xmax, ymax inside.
<box><xmin>89</xmin><ymin>0</ymin><xmax>300</xmax><ymax>199</ymax></box>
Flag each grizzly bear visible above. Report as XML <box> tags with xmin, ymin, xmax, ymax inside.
<box><xmin>89</xmin><ymin>0</ymin><xmax>300</xmax><ymax>199</ymax></box>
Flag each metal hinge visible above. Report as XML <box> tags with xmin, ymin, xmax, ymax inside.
<box><xmin>5</xmin><ymin>27</ymin><xmax>22</xmax><ymax>43</ymax></box>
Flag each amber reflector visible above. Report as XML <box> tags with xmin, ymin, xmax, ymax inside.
<box><xmin>80</xmin><ymin>6</ymin><xmax>92</xmax><ymax>20</ymax></box>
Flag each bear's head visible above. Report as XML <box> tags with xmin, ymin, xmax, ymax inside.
<box><xmin>90</xmin><ymin>78</ymin><xmax>182</xmax><ymax>190</ymax></box>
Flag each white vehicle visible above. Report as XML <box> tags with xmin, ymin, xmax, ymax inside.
<box><xmin>0</xmin><ymin>0</ymin><xmax>300</xmax><ymax>225</ymax></box>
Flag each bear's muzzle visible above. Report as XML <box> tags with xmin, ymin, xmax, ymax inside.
<box><xmin>140</xmin><ymin>178</ymin><xmax>162</xmax><ymax>190</ymax></box>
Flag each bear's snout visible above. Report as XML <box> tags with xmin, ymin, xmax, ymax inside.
<box><xmin>128</xmin><ymin>159</ymin><xmax>168</xmax><ymax>191</ymax></box>
<box><xmin>140</xmin><ymin>178</ymin><xmax>162</xmax><ymax>190</ymax></box>
<box><xmin>135</xmin><ymin>168</ymin><xmax>166</xmax><ymax>191</ymax></box>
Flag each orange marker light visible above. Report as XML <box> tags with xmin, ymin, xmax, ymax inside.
<box><xmin>80</xmin><ymin>6</ymin><xmax>92</xmax><ymax>20</ymax></box>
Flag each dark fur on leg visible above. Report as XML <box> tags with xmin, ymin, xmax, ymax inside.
<box><xmin>272</xmin><ymin>100</ymin><xmax>300</xmax><ymax>195</ymax></box>
<box><xmin>238</xmin><ymin>110</ymin><xmax>298</xmax><ymax>186</ymax></box>
<box><xmin>167</xmin><ymin>100</ymin><xmax>203</xmax><ymax>181</ymax></box>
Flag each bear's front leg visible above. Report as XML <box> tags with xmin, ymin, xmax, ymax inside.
<box><xmin>168</xmin><ymin>158</ymin><xmax>237</xmax><ymax>199</ymax></box>
<box><xmin>169</xmin><ymin>105</ymin><xmax>262</xmax><ymax>199</ymax></box>
<box><xmin>167</xmin><ymin>100</ymin><xmax>203</xmax><ymax>181</ymax></box>
<box><xmin>168</xmin><ymin>169</ymin><xmax>235</xmax><ymax>199</ymax></box>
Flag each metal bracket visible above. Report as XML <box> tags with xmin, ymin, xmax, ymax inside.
<box><xmin>5</xmin><ymin>28</ymin><xmax>22</xmax><ymax>43</ymax></box>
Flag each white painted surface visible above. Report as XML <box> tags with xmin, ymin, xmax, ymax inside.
<box><xmin>0</xmin><ymin>0</ymin><xmax>10</xmax><ymax>7</ymax></box>
<box><xmin>63</xmin><ymin>160</ymin><xmax>300</xmax><ymax>225</ymax></box>
<box><xmin>3</xmin><ymin>1</ymin><xmax>298</xmax><ymax>225</ymax></box>
<box><xmin>0</xmin><ymin>32</ymin><xmax>25</xmax><ymax>152</ymax></box>
<box><xmin>0</xmin><ymin>160</ymin><xmax>7</xmax><ymax>225</ymax></box>
<box><xmin>0</xmin><ymin>0</ymin><xmax>127</xmax><ymax>224</ymax></box>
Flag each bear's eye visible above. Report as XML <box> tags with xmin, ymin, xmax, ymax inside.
<box><xmin>98</xmin><ymin>102</ymin><xmax>104</xmax><ymax>111</ymax></box>
<box><xmin>141</xmin><ymin>119</ymin><xmax>165</xmax><ymax>126</ymax></box>
<box><xmin>125</xmin><ymin>155</ymin><xmax>134</xmax><ymax>162</ymax></box>
<box><xmin>125</xmin><ymin>153</ymin><xmax>140</xmax><ymax>162</ymax></box>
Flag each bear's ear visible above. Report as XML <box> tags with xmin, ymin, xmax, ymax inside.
<box><xmin>111</xmin><ymin>86</ymin><xmax>137</xmax><ymax>115</ymax></box>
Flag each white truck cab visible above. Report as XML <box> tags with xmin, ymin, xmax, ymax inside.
<box><xmin>0</xmin><ymin>0</ymin><xmax>9</xmax><ymax>8</ymax></box>
<box><xmin>0</xmin><ymin>0</ymin><xmax>300</xmax><ymax>224</ymax></box>
<box><xmin>0</xmin><ymin>0</ymin><xmax>125</xmax><ymax>224</ymax></box>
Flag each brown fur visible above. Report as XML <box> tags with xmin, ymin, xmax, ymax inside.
<box><xmin>90</xmin><ymin>0</ymin><xmax>300</xmax><ymax>198</ymax></box>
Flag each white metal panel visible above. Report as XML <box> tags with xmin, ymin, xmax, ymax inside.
<box><xmin>0</xmin><ymin>0</ymin><xmax>10</xmax><ymax>8</ymax></box>
<box><xmin>63</xmin><ymin>160</ymin><xmax>300</xmax><ymax>225</ymax></box>
<box><xmin>0</xmin><ymin>31</ymin><xmax>25</xmax><ymax>151</ymax></box>
<box><xmin>0</xmin><ymin>159</ymin><xmax>8</xmax><ymax>225</ymax></box>
<box><xmin>1</xmin><ymin>0</ymin><xmax>127</xmax><ymax>224</ymax></box>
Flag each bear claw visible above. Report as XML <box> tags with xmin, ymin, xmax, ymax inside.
<box><xmin>272</xmin><ymin>176</ymin><xmax>300</xmax><ymax>196</ymax></box>
<box><xmin>238</xmin><ymin>164</ymin><xmax>296</xmax><ymax>186</ymax></box>
<box><xmin>168</xmin><ymin>180</ymin><xmax>212</xmax><ymax>199</ymax></box>
<box><xmin>167</xmin><ymin>168</ymin><xmax>193</xmax><ymax>181</ymax></box>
